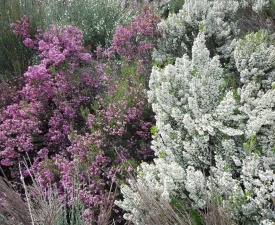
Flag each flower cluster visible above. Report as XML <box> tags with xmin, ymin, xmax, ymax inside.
<box><xmin>13</xmin><ymin>17</ymin><xmax>91</xmax><ymax>68</ymax></box>
<box><xmin>90</xmin><ymin>62</ymin><xmax>155</xmax><ymax>164</ymax></box>
<box><xmin>110</xmin><ymin>4</ymin><xmax>160</xmax><ymax>62</ymax></box>
<box><xmin>37</xmin><ymin>25</ymin><xmax>91</xmax><ymax>67</ymax></box>
<box><xmin>11</xmin><ymin>15</ymin><xmax>30</xmax><ymax>40</ymax></box>
<box><xmin>251</xmin><ymin>0</ymin><xmax>270</xmax><ymax>12</ymax></box>
<box><xmin>1</xmin><ymin>19</ymin><xmax>107</xmax><ymax>221</ymax></box>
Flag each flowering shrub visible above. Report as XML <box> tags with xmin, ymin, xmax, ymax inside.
<box><xmin>0</xmin><ymin>20</ymin><xmax>95</xmax><ymax>168</ymax></box>
<box><xmin>93</xmin><ymin>63</ymin><xmax>155</xmax><ymax>164</ymax></box>
<box><xmin>87</xmin><ymin>3</ymin><xmax>160</xmax><ymax>164</ymax></box>
<box><xmin>110</xmin><ymin>4</ymin><xmax>160</xmax><ymax>62</ymax></box>
<box><xmin>1</xmin><ymin>17</ymin><xmax>116</xmax><ymax>223</ymax></box>
<box><xmin>105</xmin><ymin>3</ymin><xmax>161</xmax><ymax>86</ymax></box>
<box><xmin>158</xmin><ymin>0</ymin><xmax>185</xmax><ymax>18</ymax></box>
<box><xmin>1</xmin><ymin>11</ymin><xmax>158</xmax><ymax>223</ymax></box>
<box><xmin>4</xmin><ymin>1</ymin><xmax>275</xmax><ymax>224</ymax></box>
<box><xmin>116</xmin><ymin>1</ymin><xmax>275</xmax><ymax>224</ymax></box>
<box><xmin>152</xmin><ymin>0</ymin><xmax>275</xmax><ymax>66</ymax></box>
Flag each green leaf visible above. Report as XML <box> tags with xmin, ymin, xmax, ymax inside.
<box><xmin>232</xmin><ymin>89</ymin><xmax>241</xmax><ymax>102</ymax></box>
<box><xmin>189</xmin><ymin>209</ymin><xmax>204</xmax><ymax>225</ymax></box>
<box><xmin>158</xmin><ymin>151</ymin><xmax>166</xmax><ymax>158</ymax></box>
<box><xmin>150</xmin><ymin>125</ymin><xmax>158</xmax><ymax>135</ymax></box>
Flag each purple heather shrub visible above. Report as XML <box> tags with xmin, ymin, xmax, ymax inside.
<box><xmin>11</xmin><ymin>15</ymin><xmax>30</xmax><ymax>40</ymax></box>
<box><xmin>0</xmin><ymin>101</ymin><xmax>43</xmax><ymax>167</ymax></box>
<box><xmin>104</xmin><ymin>3</ymin><xmax>161</xmax><ymax>88</ymax></box>
<box><xmin>1</xmin><ymin>19</ymin><xmax>94</xmax><ymax>170</ymax></box>
<box><xmin>110</xmin><ymin>4</ymin><xmax>160</xmax><ymax>62</ymax></box>
<box><xmin>90</xmin><ymin>4</ymin><xmax>159</xmax><ymax>164</ymax></box>
<box><xmin>11</xmin><ymin>15</ymin><xmax>41</xmax><ymax>50</ymax></box>
<box><xmin>20</xmin><ymin>64</ymin><xmax>54</xmax><ymax>102</ymax></box>
<box><xmin>37</xmin><ymin>25</ymin><xmax>91</xmax><ymax>67</ymax></box>
<box><xmin>1</xmin><ymin>10</ymin><xmax>159</xmax><ymax>223</ymax></box>
<box><xmin>32</xmin><ymin>131</ymin><xmax>118</xmax><ymax>223</ymax></box>
<box><xmin>0</xmin><ymin>77</ymin><xmax>23</xmax><ymax>108</ymax></box>
<box><xmin>12</xmin><ymin>17</ymin><xmax>91</xmax><ymax>67</ymax></box>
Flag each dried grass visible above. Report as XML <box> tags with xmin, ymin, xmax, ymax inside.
<box><xmin>116</xmin><ymin>154</ymin><xmax>239</xmax><ymax>225</ymax></box>
<box><xmin>1</xmin><ymin>156</ymin><xmax>239</xmax><ymax>225</ymax></box>
<box><xmin>123</xmin><ymin>173</ymin><xmax>191</xmax><ymax>225</ymax></box>
<box><xmin>124</xmin><ymin>175</ymin><xmax>239</xmax><ymax>225</ymax></box>
<box><xmin>0</xmin><ymin>168</ymin><xmax>32</xmax><ymax>225</ymax></box>
<box><xmin>19</xmin><ymin>160</ymin><xmax>68</xmax><ymax>225</ymax></box>
<box><xmin>202</xmin><ymin>202</ymin><xmax>237</xmax><ymax>225</ymax></box>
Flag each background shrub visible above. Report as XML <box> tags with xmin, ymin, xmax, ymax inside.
<box><xmin>37</xmin><ymin>0</ymin><xmax>137</xmax><ymax>52</ymax></box>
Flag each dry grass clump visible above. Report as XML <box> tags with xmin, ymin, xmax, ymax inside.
<box><xmin>1</xmin><ymin>161</ymin><xmax>238</xmax><ymax>225</ymax></box>
<box><xmin>122</xmin><ymin>173</ymin><xmax>192</xmax><ymax>225</ymax></box>
<box><xmin>0</xmin><ymin>164</ymin><xmax>66</xmax><ymax>225</ymax></box>
<box><xmin>0</xmin><ymin>162</ymin><xmax>120</xmax><ymax>225</ymax></box>
<box><xmin>202</xmin><ymin>202</ymin><xmax>237</xmax><ymax>225</ymax></box>
<box><xmin>0</xmin><ymin>175</ymin><xmax>32</xmax><ymax>225</ymax></box>
<box><xmin>120</xmin><ymin>169</ymin><xmax>238</xmax><ymax>225</ymax></box>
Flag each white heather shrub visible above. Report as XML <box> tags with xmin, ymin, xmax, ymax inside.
<box><xmin>116</xmin><ymin>21</ymin><xmax>275</xmax><ymax>225</ymax></box>
<box><xmin>153</xmin><ymin>0</ymin><xmax>241</xmax><ymax>65</ymax></box>
<box><xmin>152</xmin><ymin>0</ymin><xmax>275</xmax><ymax>66</ymax></box>
<box><xmin>251</xmin><ymin>0</ymin><xmax>270</xmax><ymax>12</ymax></box>
<box><xmin>148</xmin><ymin>32</ymin><xmax>230</xmax><ymax>169</ymax></box>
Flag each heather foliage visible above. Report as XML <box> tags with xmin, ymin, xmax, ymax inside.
<box><xmin>88</xmin><ymin>3</ymin><xmax>160</xmax><ymax>165</ymax></box>
<box><xmin>159</xmin><ymin>0</ymin><xmax>185</xmax><ymax>17</ymax></box>
<box><xmin>152</xmin><ymin>0</ymin><xmax>275</xmax><ymax>66</ymax></box>
<box><xmin>0</xmin><ymin>18</ymin><xmax>114</xmax><ymax>223</ymax></box>
<box><xmin>110</xmin><ymin>4</ymin><xmax>160</xmax><ymax>62</ymax></box>
<box><xmin>0</xmin><ymin>21</ymin><xmax>94</xmax><ymax>168</ymax></box>
<box><xmin>117</xmin><ymin>1</ymin><xmax>275</xmax><ymax>224</ymax></box>
<box><xmin>153</xmin><ymin>0</ymin><xmax>240</xmax><ymax>65</ymax></box>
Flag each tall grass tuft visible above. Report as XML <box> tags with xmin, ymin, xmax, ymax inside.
<box><xmin>0</xmin><ymin>161</ymin><xmax>238</xmax><ymax>225</ymax></box>
<box><xmin>118</xmin><ymin>172</ymin><xmax>191</xmax><ymax>225</ymax></box>
<box><xmin>1</xmin><ymin>159</ymin><xmax>121</xmax><ymax>225</ymax></box>
<box><xmin>0</xmin><ymin>162</ymin><xmax>83</xmax><ymax>225</ymax></box>
<box><xmin>121</xmin><ymin>176</ymin><xmax>239</xmax><ymax>225</ymax></box>
<box><xmin>0</xmin><ymin>173</ymin><xmax>32</xmax><ymax>225</ymax></box>
<box><xmin>18</xmin><ymin>161</ymin><xmax>67</xmax><ymax>225</ymax></box>
<box><xmin>202</xmin><ymin>202</ymin><xmax>237</xmax><ymax>225</ymax></box>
